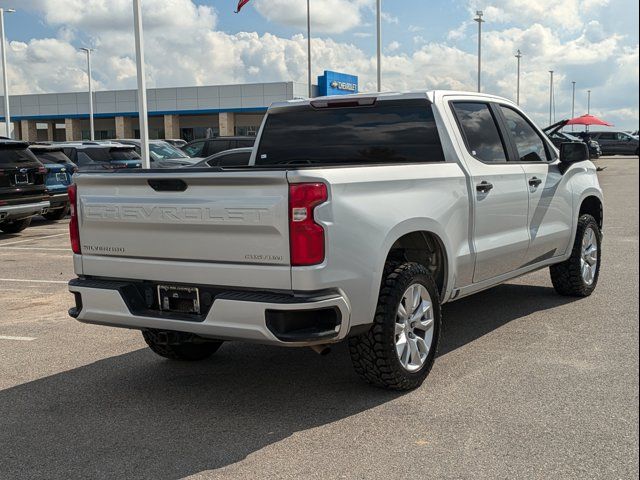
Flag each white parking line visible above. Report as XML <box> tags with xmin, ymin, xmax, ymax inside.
<box><xmin>0</xmin><ymin>233</ymin><xmax>67</xmax><ymax>247</ymax></box>
<box><xmin>0</xmin><ymin>335</ymin><xmax>36</xmax><ymax>341</ymax></box>
<box><xmin>0</xmin><ymin>278</ymin><xmax>68</xmax><ymax>284</ymax></box>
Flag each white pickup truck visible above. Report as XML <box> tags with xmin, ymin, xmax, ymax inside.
<box><xmin>68</xmin><ymin>91</ymin><xmax>603</xmax><ymax>390</ymax></box>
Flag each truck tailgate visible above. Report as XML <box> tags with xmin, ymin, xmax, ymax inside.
<box><xmin>75</xmin><ymin>169</ymin><xmax>291</xmax><ymax>289</ymax></box>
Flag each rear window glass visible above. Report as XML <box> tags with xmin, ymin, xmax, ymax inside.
<box><xmin>0</xmin><ymin>146</ymin><xmax>40</xmax><ymax>166</ymax></box>
<box><xmin>33</xmin><ymin>151</ymin><xmax>72</xmax><ymax>165</ymax></box>
<box><xmin>82</xmin><ymin>148</ymin><xmax>141</xmax><ymax>162</ymax></box>
<box><xmin>256</xmin><ymin>99</ymin><xmax>445</xmax><ymax>166</ymax></box>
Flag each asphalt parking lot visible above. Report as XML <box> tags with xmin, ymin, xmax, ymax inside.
<box><xmin>0</xmin><ymin>156</ymin><xmax>638</xmax><ymax>479</ymax></box>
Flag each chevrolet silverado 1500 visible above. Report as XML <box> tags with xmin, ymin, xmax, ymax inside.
<box><xmin>68</xmin><ymin>91</ymin><xmax>603</xmax><ymax>390</ymax></box>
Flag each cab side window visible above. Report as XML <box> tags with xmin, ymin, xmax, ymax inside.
<box><xmin>499</xmin><ymin>106</ymin><xmax>550</xmax><ymax>162</ymax></box>
<box><xmin>451</xmin><ymin>102</ymin><xmax>507</xmax><ymax>163</ymax></box>
<box><xmin>183</xmin><ymin>141</ymin><xmax>205</xmax><ymax>157</ymax></box>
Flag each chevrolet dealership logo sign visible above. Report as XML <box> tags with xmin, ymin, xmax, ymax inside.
<box><xmin>330</xmin><ymin>80</ymin><xmax>357</xmax><ymax>92</ymax></box>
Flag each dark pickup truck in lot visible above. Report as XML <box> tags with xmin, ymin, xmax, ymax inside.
<box><xmin>0</xmin><ymin>140</ymin><xmax>49</xmax><ymax>233</ymax></box>
<box><xmin>29</xmin><ymin>145</ymin><xmax>77</xmax><ymax>221</ymax></box>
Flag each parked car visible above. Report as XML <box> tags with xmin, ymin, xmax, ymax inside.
<box><xmin>583</xmin><ymin>131</ymin><xmax>639</xmax><ymax>156</ymax></box>
<box><xmin>190</xmin><ymin>147</ymin><xmax>253</xmax><ymax>168</ymax></box>
<box><xmin>59</xmin><ymin>143</ymin><xmax>142</xmax><ymax>172</ymax></box>
<box><xmin>28</xmin><ymin>145</ymin><xmax>76</xmax><ymax>221</ymax></box>
<box><xmin>163</xmin><ymin>138</ymin><xmax>187</xmax><ymax>148</ymax></box>
<box><xmin>181</xmin><ymin>136</ymin><xmax>255</xmax><ymax>158</ymax></box>
<box><xmin>68</xmin><ymin>91</ymin><xmax>603</xmax><ymax>391</ymax></box>
<box><xmin>115</xmin><ymin>139</ymin><xmax>200</xmax><ymax>168</ymax></box>
<box><xmin>0</xmin><ymin>140</ymin><xmax>49</xmax><ymax>233</ymax></box>
<box><xmin>543</xmin><ymin>120</ymin><xmax>601</xmax><ymax>159</ymax></box>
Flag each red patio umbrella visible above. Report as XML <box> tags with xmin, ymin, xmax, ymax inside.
<box><xmin>566</xmin><ymin>114</ymin><xmax>613</xmax><ymax>127</ymax></box>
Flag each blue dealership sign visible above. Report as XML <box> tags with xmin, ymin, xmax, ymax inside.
<box><xmin>317</xmin><ymin>70</ymin><xmax>358</xmax><ymax>96</ymax></box>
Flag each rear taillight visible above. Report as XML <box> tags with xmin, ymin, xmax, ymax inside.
<box><xmin>289</xmin><ymin>183</ymin><xmax>328</xmax><ymax>266</ymax></box>
<box><xmin>68</xmin><ymin>184</ymin><xmax>81</xmax><ymax>254</ymax></box>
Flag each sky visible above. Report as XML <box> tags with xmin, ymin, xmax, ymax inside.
<box><xmin>1</xmin><ymin>0</ymin><xmax>638</xmax><ymax>129</ymax></box>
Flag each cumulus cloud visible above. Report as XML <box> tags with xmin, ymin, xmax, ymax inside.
<box><xmin>252</xmin><ymin>0</ymin><xmax>368</xmax><ymax>34</ymax></box>
<box><xmin>5</xmin><ymin>0</ymin><xmax>639</xmax><ymax>129</ymax></box>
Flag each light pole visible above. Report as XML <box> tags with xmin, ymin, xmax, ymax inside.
<box><xmin>132</xmin><ymin>0</ymin><xmax>150</xmax><ymax>168</ymax></box>
<box><xmin>548</xmin><ymin>70</ymin><xmax>554</xmax><ymax>125</ymax></box>
<box><xmin>587</xmin><ymin>90</ymin><xmax>591</xmax><ymax>114</ymax></box>
<box><xmin>306</xmin><ymin>0</ymin><xmax>312</xmax><ymax>98</ymax></box>
<box><xmin>79</xmin><ymin>48</ymin><xmax>94</xmax><ymax>141</ymax></box>
<box><xmin>376</xmin><ymin>0</ymin><xmax>382</xmax><ymax>92</ymax></box>
<box><xmin>571</xmin><ymin>81</ymin><xmax>576</xmax><ymax>131</ymax></box>
<box><xmin>474</xmin><ymin>11</ymin><xmax>484</xmax><ymax>93</ymax></box>
<box><xmin>0</xmin><ymin>8</ymin><xmax>15</xmax><ymax>139</ymax></box>
<box><xmin>515</xmin><ymin>49</ymin><xmax>522</xmax><ymax>105</ymax></box>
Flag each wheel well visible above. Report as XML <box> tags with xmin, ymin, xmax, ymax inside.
<box><xmin>385</xmin><ymin>231</ymin><xmax>447</xmax><ymax>298</ymax></box>
<box><xmin>579</xmin><ymin>196</ymin><xmax>603</xmax><ymax>229</ymax></box>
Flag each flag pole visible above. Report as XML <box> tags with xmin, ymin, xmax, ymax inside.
<box><xmin>307</xmin><ymin>0</ymin><xmax>312</xmax><ymax>97</ymax></box>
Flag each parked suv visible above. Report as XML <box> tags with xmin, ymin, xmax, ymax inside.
<box><xmin>0</xmin><ymin>140</ymin><xmax>49</xmax><ymax>233</ymax></box>
<box><xmin>59</xmin><ymin>143</ymin><xmax>142</xmax><ymax>172</ymax></box>
<box><xmin>68</xmin><ymin>91</ymin><xmax>603</xmax><ymax>391</ymax></box>
<box><xmin>181</xmin><ymin>136</ymin><xmax>255</xmax><ymax>158</ymax></box>
<box><xmin>586</xmin><ymin>131</ymin><xmax>639</xmax><ymax>155</ymax></box>
<box><xmin>28</xmin><ymin>145</ymin><xmax>76</xmax><ymax>221</ymax></box>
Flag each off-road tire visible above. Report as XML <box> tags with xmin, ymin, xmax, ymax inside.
<box><xmin>550</xmin><ymin>214</ymin><xmax>601</xmax><ymax>297</ymax></box>
<box><xmin>0</xmin><ymin>217</ymin><xmax>32</xmax><ymax>234</ymax></box>
<box><xmin>348</xmin><ymin>262</ymin><xmax>441</xmax><ymax>391</ymax></box>
<box><xmin>43</xmin><ymin>206</ymin><xmax>69</xmax><ymax>221</ymax></box>
<box><xmin>142</xmin><ymin>330</ymin><xmax>223</xmax><ymax>361</ymax></box>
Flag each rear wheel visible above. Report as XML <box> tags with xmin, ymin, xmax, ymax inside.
<box><xmin>43</xmin><ymin>206</ymin><xmax>69</xmax><ymax>221</ymax></box>
<box><xmin>550</xmin><ymin>214</ymin><xmax>601</xmax><ymax>297</ymax></box>
<box><xmin>142</xmin><ymin>330</ymin><xmax>223</xmax><ymax>361</ymax></box>
<box><xmin>0</xmin><ymin>217</ymin><xmax>32</xmax><ymax>234</ymax></box>
<box><xmin>348</xmin><ymin>262</ymin><xmax>441</xmax><ymax>391</ymax></box>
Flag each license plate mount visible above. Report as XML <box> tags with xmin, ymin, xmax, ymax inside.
<box><xmin>15</xmin><ymin>173</ymin><xmax>30</xmax><ymax>185</ymax></box>
<box><xmin>157</xmin><ymin>285</ymin><xmax>201</xmax><ymax>314</ymax></box>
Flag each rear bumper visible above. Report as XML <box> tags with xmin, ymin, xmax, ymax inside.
<box><xmin>0</xmin><ymin>200</ymin><xmax>50</xmax><ymax>222</ymax></box>
<box><xmin>68</xmin><ymin>277</ymin><xmax>351</xmax><ymax>346</ymax></box>
<box><xmin>46</xmin><ymin>192</ymin><xmax>69</xmax><ymax>209</ymax></box>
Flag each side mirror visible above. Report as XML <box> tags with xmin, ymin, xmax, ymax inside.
<box><xmin>560</xmin><ymin>141</ymin><xmax>589</xmax><ymax>164</ymax></box>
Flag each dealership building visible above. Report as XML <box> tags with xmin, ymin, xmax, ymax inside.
<box><xmin>0</xmin><ymin>71</ymin><xmax>358</xmax><ymax>143</ymax></box>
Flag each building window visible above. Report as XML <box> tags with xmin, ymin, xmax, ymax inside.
<box><xmin>180</xmin><ymin>126</ymin><xmax>219</xmax><ymax>142</ymax></box>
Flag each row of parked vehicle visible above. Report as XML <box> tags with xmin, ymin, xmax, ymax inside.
<box><xmin>2</xmin><ymin>123</ymin><xmax>635</xmax><ymax>236</ymax></box>
<box><xmin>0</xmin><ymin>136</ymin><xmax>257</xmax><ymax>234</ymax></box>
<box><xmin>543</xmin><ymin>122</ymin><xmax>639</xmax><ymax>158</ymax></box>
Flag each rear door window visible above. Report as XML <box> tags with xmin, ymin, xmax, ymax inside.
<box><xmin>256</xmin><ymin>98</ymin><xmax>445</xmax><ymax>166</ymax></box>
<box><xmin>451</xmin><ymin>102</ymin><xmax>507</xmax><ymax>163</ymax></box>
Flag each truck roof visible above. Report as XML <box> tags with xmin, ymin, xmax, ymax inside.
<box><xmin>273</xmin><ymin>90</ymin><xmax>513</xmax><ymax>109</ymax></box>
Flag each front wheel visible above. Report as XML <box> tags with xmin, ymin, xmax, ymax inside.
<box><xmin>349</xmin><ymin>262</ymin><xmax>441</xmax><ymax>391</ymax></box>
<box><xmin>0</xmin><ymin>217</ymin><xmax>32</xmax><ymax>234</ymax></box>
<box><xmin>142</xmin><ymin>330</ymin><xmax>223</xmax><ymax>361</ymax></box>
<box><xmin>550</xmin><ymin>214</ymin><xmax>602</xmax><ymax>297</ymax></box>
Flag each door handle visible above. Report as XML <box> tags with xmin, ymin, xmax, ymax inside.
<box><xmin>528</xmin><ymin>177</ymin><xmax>542</xmax><ymax>187</ymax></box>
<box><xmin>476</xmin><ymin>181</ymin><xmax>494</xmax><ymax>193</ymax></box>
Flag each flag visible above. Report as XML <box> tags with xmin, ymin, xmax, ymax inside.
<box><xmin>235</xmin><ymin>0</ymin><xmax>251</xmax><ymax>13</ymax></box>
